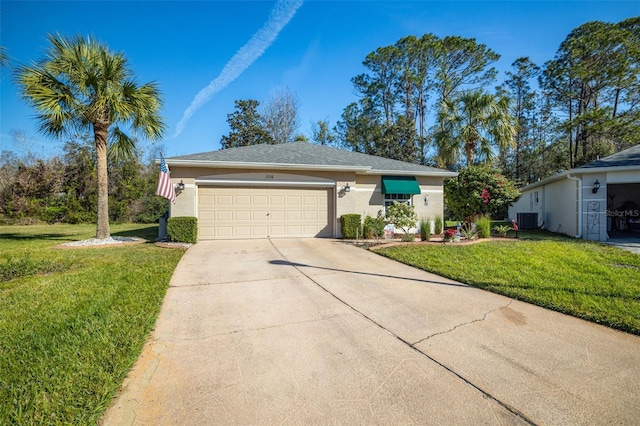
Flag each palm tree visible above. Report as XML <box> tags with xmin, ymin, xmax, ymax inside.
<box><xmin>17</xmin><ymin>34</ymin><xmax>165</xmax><ymax>239</ymax></box>
<box><xmin>435</xmin><ymin>89</ymin><xmax>515</xmax><ymax>168</ymax></box>
<box><xmin>0</xmin><ymin>46</ymin><xmax>9</xmax><ymax>68</ymax></box>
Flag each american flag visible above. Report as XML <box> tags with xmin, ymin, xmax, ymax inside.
<box><xmin>156</xmin><ymin>154</ymin><xmax>176</xmax><ymax>203</ymax></box>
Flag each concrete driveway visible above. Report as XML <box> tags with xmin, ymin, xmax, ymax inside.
<box><xmin>102</xmin><ymin>239</ymin><xmax>640</xmax><ymax>425</ymax></box>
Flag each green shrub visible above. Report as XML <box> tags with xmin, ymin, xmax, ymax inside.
<box><xmin>167</xmin><ymin>216</ymin><xmax>198</xmax><ymax>243</ymax></box>
<box><xmin>474</xmin><ymin>214</ymin><xmax>492</xmax><ymax>238</ymax></box>
<box><xmin>493</xmin><ymin>224</ymin><xmax>512</xmax><ymax>237</ymax></box>
<box><xmin>419</xmin><ymin>217</ymin><xmax>431</xmax><ymax>241</ymax></box>
<box><xmin>385</xmin><ymin>203</ymin><xmax>417</xmax><ymax>234</ymax></box>
<box><xmin>401</xmin><ymin>233</ymin><xmax>416</xmax><ymax>242</ymax></box>
<box><xmin>445</xmin><ymin>166</ymin><xmax>520</xmax><ymax>220</ymax></box>
<box><xmin>363</xmin><ymin>214</ymin><xmax>385</xmax><ymax>239</ymax></box>
<box><xmin>340</xmin><ymin>214</ymin><xmax>362</xmax><ymax>239</ymax></box>
<box><xmin>460</xmin><ymin>223</ymin><xmax>478</xmax><ymax>240</ymax></box>
<box><xmin>434</xmin><ymin>215</ymin><xmax>443</xmax><ymax>235</ymax></box>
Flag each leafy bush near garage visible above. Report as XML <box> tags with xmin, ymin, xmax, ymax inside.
<box><xmin>341</xmin><ymin>214</ymin><xmax>362</xmax><ymax>239</ymax></box>
<box><xmin>167</xmin><ymin>217</ymin><xmax>198</xmax><ymax>243</ymax></box>
<box><xmin>363</xmin><ymin>214</ymin><xmax>385</xmax><ymax>239</ymax></box>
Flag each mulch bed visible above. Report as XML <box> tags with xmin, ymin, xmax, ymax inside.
<box><xmin>347</xmin><ymin>236</ymin><xmax>518</xmax><ymax>250</ymax></box>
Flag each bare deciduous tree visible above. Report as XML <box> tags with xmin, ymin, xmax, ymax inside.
<box><xmin>262</xmin><ymin>88</ymin><xmax>301</xmax><ymax>144</ymax></box>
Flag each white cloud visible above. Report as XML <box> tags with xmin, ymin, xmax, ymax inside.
<box><xmin>174</xmin><ymin>0</ymin><xmax>304</xmax><ymax>137</ymax></box>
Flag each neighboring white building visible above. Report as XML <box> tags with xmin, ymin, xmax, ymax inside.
<box><xmin>163</xmin><ymin>142</ymin><xmax>457</xmax><ymax>240</ymax></box>
<box><xmin>508</xmin><ymin>144</ymin><xmax>640</xmax><ymax>241</ymax></box>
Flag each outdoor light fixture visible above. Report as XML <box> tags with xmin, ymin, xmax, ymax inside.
<box><xmin>424</xmin><ymin>194</ymin><xmax>429</xmax><ymax>206</ymax></box>
<box><xmin>338</xmin><ymin>183</ymin><xmax>351</xmax><ymax>198</ymax></box>
<box><xmin>592</xmin><ymin>179</ymin><xmax>600</xmax><ymax>194</ymax></box>
<box><xmin>176</xmin><ymin>180</ymin><xmax>185</xmax><ymax>191</ymax></box>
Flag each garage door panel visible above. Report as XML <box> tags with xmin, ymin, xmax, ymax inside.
<box><xmin>217</xmin><ymin>195</ymin><xmax>233</xmax><ymax>205</ymax></box>
<box><xmin>198</xmin><ymin>187</ymin><xmax>333</xmax><ymax>239</ymax></box>
<box><xmin>287</xmin><ymin>195</ymin><xmax>302</xmax><ymax>205</ymax></box>
<box><xmin>270</xmin><ymin>210</ymin><xmax>286</xmax><ymax>220</ymax></box>
<box><xmin>253</xmin><ymin>195</ymin><xmax>268</xmax><ymax>205</ymax></box>
<box><xmin>287</xmin><ymin>211</ymin><xmax>302</xmax><ymax>220</ymax></box>
<box><xmin>252</xmin><ymin>210</ymin><xmax>268</xmax><ymax>220</ymax></box>
<box><xmin>235</xmin><ymin>195</ymin><xmax>251</xmax><ymax>205</ymax></box>
<box><xmin>270</xmin><ymin>195</ymin><xmax>285</xmax><ymax>205</ymax></box>
<box><xmin>215</xmin><ymin>211</ymin><xmax>232</xmax><ymax>221</ymax></box>
<box><xmin>235</xmin><ymin>211</ymin><xmax>251</xmax><ymax>221</ymax></box>
<box><xmin>215</xmin><ymin>226</ymin><xmax>234</xmax><ymax>238</ymax></box>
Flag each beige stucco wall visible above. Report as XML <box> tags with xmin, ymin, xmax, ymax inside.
<box><xmin>508</xmin><ymin>178</ymin><xmax>579</xmax><ymax>237</ymax></box>
<box><xmin>508</xmin><ymin>173</ymin><xmax>615</xmax><ymax>241</ymax></box>
<box><xmin>168</xmin><ymin>166</ymin><xmax>446</xmax><ymax>238</ymax></box>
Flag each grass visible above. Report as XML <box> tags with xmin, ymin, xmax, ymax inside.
<box><xmin>0</xmin><ymin>224</ymin><xmax>186</xmax><ymax>424</ymax></box>
<box><xmin>376</xmin><ymin>231</ymin><xmax>640</xmax><ymax>335</ymax></box>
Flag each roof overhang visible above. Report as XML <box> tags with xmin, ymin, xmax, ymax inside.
<box><xmin>165</xmin><ymin>159</ymin><xmax>458</xmax><ymax>177</ymax></box>
<box><xmin>520</xmin><ymin>164</ymin><xmax>640</xmax><ymax>191</ymax></box>
<box><xmin>195</xmin><ymin>172</ymin><xmax>335</xmax><ymax>187</ymax></box>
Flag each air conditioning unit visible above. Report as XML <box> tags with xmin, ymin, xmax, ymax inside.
<box><xmin>517</xmin><ymin>213</ymin><xmax>538</xmax><ymax>230</ymax></box>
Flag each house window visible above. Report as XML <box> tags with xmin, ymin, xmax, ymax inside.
<box><xmin>384</xmin><ymin>193</ymin><xmax>412</xmax><ymax>212</ymax></box>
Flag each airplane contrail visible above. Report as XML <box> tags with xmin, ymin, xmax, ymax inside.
<box><xmin>175</xmin><ymin>0</ymin><xmax>304</xmax><ymax>137</ymax></box>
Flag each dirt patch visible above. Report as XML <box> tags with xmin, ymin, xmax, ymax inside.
<box><xmin>499</xmin><ymin>306</ymin><xmax>527</xmax><ymax>326</ymax></box>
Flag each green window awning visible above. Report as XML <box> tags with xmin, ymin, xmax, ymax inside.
<box><xmin>381</xmin><ymin>176</ymin><xmax>421</xmax><ymax>195</ymax></box>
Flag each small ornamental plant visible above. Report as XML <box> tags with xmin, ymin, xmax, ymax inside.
<box><xmin>385</xmin><ymin>202</ymin><xmax>418</xmax><ymax>237</ymax></box>
<box><xmin>443</xmin><ymin>228</ymin><xmax>457</xmax><ymax>242</ymax></box>
<box><xmin>434</xmin><ymin>215</ymin><xmax>444</xmax><ymax>235</ymax></box>
<box><xmin>493</xmin><ymin>224</ymin><xmax>512</xmax><ymax>238</ymax></box>
<box><xmin>459</xmin><ymin>223</ymin><xmax>478</xmax><ymax>240</ymax></box>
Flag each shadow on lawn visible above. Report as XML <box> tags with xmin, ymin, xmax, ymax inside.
<box><xmin>112</xmin><ymin>225</ymin><xmax>158</xmax><ymax>242</ymax></box>
<box><xmin>0</xmin><ymin>233</ymin><xmax>71</xmax><ymax>241</ymax></box>
<box><xmin>512</xmin><ymin>230</ymin><xmax>575</xmax><ymax>241</ymax></box>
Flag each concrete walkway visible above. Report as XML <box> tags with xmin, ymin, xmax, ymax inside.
<box><xmin>102</xmin><ymin>239</ymin><xmax>640</xmax><ymax>425</ymax></box>
<box><xmin>606</xmin><ymin>235</ymin><xmax>640</xmax><ymax>254</ymax></box>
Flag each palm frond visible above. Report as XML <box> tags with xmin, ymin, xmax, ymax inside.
<box><xmin>108</xmin><ymin>126</ymin><xmax>136</xmax><ymax>161</ymax></box>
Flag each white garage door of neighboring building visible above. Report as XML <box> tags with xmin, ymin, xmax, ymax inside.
<box><xmin>198</xmin><ymin>187</ymin><xmax>333</xmax><ymax>239</ymax></box>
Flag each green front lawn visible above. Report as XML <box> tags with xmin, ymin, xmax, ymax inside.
<box><xmin>376</xmin><ymin>232</ymin><xmax>640</xmax><ymax>335</ymax></box>
<box><xmin>0</xmin><ymin>224</ymin><xmax>185</xmax><ymax>424</ymax></box>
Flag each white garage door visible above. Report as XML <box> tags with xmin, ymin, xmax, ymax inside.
<box><xmin>198</xmin><ymin>187</ymin><xmax>333</xmax><ymax>239</ymax></box>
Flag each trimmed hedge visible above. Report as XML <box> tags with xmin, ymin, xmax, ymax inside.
<box><xmin>167</xmin><ymin>216</ymin><xmax>198</xmax><ymax>243</ymax></box>
<box><xmin>340</xmin><ymin>214</ymin><xmax>362</xmax><ymax>239</ymax></box>
<box><xmin>363</xmin><ymin>215</ymin><xmax>385</xmax><ymax>239</ymax></box>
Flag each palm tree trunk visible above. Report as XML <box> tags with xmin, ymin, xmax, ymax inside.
<box><xmin>94</xmin><ymin>123</ymin><xmax>110</xmax><ymax>239</ymax></box>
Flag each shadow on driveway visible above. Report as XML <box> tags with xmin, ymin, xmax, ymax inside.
<box><xmin>269</xmin><ymin>259</ymin><xmax>469</xmax><ymax>288</ymax></box>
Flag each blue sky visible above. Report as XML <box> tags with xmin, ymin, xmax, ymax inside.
<box><xmin>1</xmin><ymin>1</ymin><xmax>638</xmax><ymax>159</ymax></box>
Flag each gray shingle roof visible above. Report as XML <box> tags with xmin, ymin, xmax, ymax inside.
<box><xmin>578</xmin><ymin>144</ymin><xmax>640</xmax><ymax>169</ymax></box>
<box><xmin>167</xmin><ymin>142</ymin><xmax>456</xmax><ymax>176</ymax></box>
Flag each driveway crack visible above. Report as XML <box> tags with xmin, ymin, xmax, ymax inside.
<box><xmin>268</xmin><ymin>239</ymin><xmax>536</xmax><ymax>426</ymax></box>
<box><xmin>412</xmin><ymin>300</ymin><xmax>514</xmax><ymax>346</ymax></box>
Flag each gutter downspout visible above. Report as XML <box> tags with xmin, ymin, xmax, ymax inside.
<box><xmin>567</xmin><ymin>174</ymin><xmax>582</xmax><ymax>238</ymax></box>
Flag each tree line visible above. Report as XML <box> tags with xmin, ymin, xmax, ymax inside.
<box><xmin>0</xmin><ymin>134</ymin><xmax>168</xmax><ymax>225</ymax></box>
<box><xmin>222</xmin><ymin>17</ymin><xmax>639</xmax><ymax>186</ymax></box>
<box><xmin>2</xmin><ymin>18</ymin><xmax>637</xmax><ymax>227</ymax></box>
